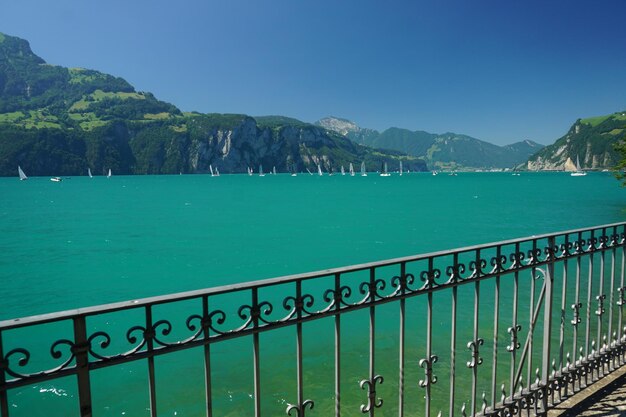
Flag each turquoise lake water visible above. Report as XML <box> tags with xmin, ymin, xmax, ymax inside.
<box><xmin>1</xmin><ymin>172</ymin><xmax>625</xmax><ymax>416</ymax></box>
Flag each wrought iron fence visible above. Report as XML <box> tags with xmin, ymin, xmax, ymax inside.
<box><xmin>1</xmin><ymin>222</ymin><xmax>626</xmax><ymax>417</ymax></box>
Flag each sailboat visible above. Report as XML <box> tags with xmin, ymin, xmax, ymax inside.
<box><xmin>273</xmin><ymin>166</ymin><xmax>276</xmax><ymax>175</ymax></box>
<box><xmin>259</xmin><ymin>165</ymin><xmax>265</xmax><ymax>177</ymax></box>
<box><xmin>215</xmin><ymin>167</ymin><xmax>220</xmax><ymax>176</ymax></box>
<box><xmin>210</xmin><ymin>165</ymin><xmax>215</xmax><ymax>177</ymax></box>
<box><xmin>341</xmin><ymin>165</ymin><xmax>345</xmax><ymax>176</ymax></box>
<box><xmin>317</xmin><ymin>164</ymin><xmax>323</xmax><ymax>176</ymax></box>
<box><xmin>511</xmin><ymin>165</ymin><xmax>520</xmax><ymax>176</ymax></box>
<box><xmin>248</xmin><ymin>167</ymin><xmax>253</xmax><ymax>176</ymax></box>
<box><xmin>349</xmin><ymin>163</ymin><xmax>355</xmax><ymax>176</ymax></box>
<box><xmin>361</xmin><ymin>162</ymin><xmax>367</xmax><ymax>177</ymax></box>
<box><xmin>571</xmin><ymin>156</ymin><xmax>587</xmax><ymax>177</ymax></box>
<box><xmin>88</xmin><ymin>168</ymin><xmax>93</xmax><ymax>178</ymax></box>
<box><xmin>18</xmin><ymin>166</ymin><xmax>28</xmax><ymax>181</ymax></box>
<box><xmin>399</xmin><ymin>161</ymin><xmax>403</xmax><ymax>176</ymax></box>
<box><xmin>107</xmin><ymin>169</ymin><xmax>112</xmax><ymax>178</ymax></box>
<box><xmin>380</xmin><ymin>162</ymin><xmax>391</xmax><ymax>177</ymax></box>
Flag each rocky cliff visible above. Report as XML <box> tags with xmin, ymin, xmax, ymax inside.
<box><xmin>527</xmin><ymin>112</ymin><xmax>626</xmax><ymax>170</ymax></box>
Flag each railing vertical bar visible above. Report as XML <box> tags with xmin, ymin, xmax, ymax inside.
<box><xmin>425</xmin><ymin>258</ymin><xmax>434</xmax><ymax>417</ymax></box>
<box><xmin>398</xmin><ymin>263</ymin><xmax>406</xmax><ymax>417</ymax></box>
<box><xmin>252</xmin><ymin>288</ymin><xmax>261</xmax><ymax>417</ymax></box>
<box><xmin>449</xmin><ymin>253</ymin><xmax>458</xmax><ymax>417</ymax></box>
<box><xmin>146</xmin><ymin>306</ymin><xmax>157</xmax><ymax>417</ymax></box>
<box><xmin>490</xmin><ymin>245</ymin><xmax>501</xmax><ymax>408</ymax></box>
<box><xmin>573</xmin><ymin>232</ymin><xmax>582</xmax><ymax>370</ymax></box>
<box><xmin>0</xmin><ymin>331</ymin><xmax>8</xmax><ymax>417</ymax></box>
<box><xmin>296</xmin><ymin>280</ymin><xmax>304</xmax><ymax>412</ymax></box>
<box><xmin>540</xmin><ymin>236</ymin><xmax>555</xmax><ymax>416</ymax></box>
<box><xmin>584</xmin><ymin>231</ymin><xmax>595</xmax><ymax>386</ymax></box>
<box><xmin>471</xmin><ymin>252</ymin><xmax>480</xmax><ymax>417</ymax></box>
<box><xmin>597</xmin><ymin>228</ymin><xmax>606</xmax><ymax>355</ymax></box>
<box><xmin>368</xmin><ymin>267</ymin><xmax>376</xmax><ymax>417</ymax></box>
<box><xmin>617</xmin><ymin>225</ymin><xmax>626</xmax><ymax>364</ymax></box>
<box><xmin>509</xmin><ymin>243</ymin><xmax>520</xmax><ymax>396</ymax></box>
<box><xmin>73</xmin><ymin>315</ymin><xmax>93</xmax><ymax>417</ymax></box>
<box><xmin>608</xmin><ymin>226</ymin><xmax>616</xmax><ymax>370</ymax></box>
<box><xmin>559</xmin><ymin>235</ymin><xmax>569</xmax><ymax>400</ymax></box>
<box><xmin>334</xmin><ymin>273</ymin><xmax>341</xmax><ymax>417</ymax></box>
<box><xmin>527</xmin><ymin>240</ymin><xmax>537</xmax><ymax>390</ymax></box>
<box><xmin>559</xmin><ymin>235</ymin><xmax>568</xmax><ymax>374</ymax></box>
<box><xmin>202</xmin><ymin>296</ymin><xmax>213</xmax><ymax>417</ymax></box>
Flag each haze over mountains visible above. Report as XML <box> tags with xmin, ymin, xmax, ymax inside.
<box><xmin>316</xmin><ymin>117</ymin><xmax>544</xmax><ymax>170</ymax></box>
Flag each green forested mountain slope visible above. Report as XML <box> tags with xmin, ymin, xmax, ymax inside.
<box><xmin>0</xmin><ymin>33</ymin><xmax>426</xmax><ymax>176</ymax></box>
<box><xmin>527</xmin><ymin>112</ymin><xmax>626</xmax><ymax>170</ymax></box>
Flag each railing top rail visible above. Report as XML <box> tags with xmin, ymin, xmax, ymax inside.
<box><xmin>1</xmin><ymin>221</ymin><xmax>624</xmax><ymax>331</ymax></box>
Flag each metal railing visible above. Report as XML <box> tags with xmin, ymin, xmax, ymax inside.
<box><xmin>1</xmin><ymin>222</ymin><xmax>626</xmax><ymax>417</ymax></box>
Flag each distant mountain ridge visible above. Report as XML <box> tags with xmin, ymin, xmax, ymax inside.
<box><xmin>528</xmin><ymin>111</ymin><xmax>626</xmax><ymax>170</ymax></box>
<box><xmin>316</xmin><ymin>116</ymin><xmax>544</xmax><ymax>169</ymax></box>
<box><xmin>0</xmin><ymin>33</ymin><xmax>427</xmax><ymax>176</ymax></box>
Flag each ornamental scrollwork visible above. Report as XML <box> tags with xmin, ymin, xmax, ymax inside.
<box><xmin>283</xmin><ymin>293</ymin><xmax>316</xmax><ymax>320</ymax></box>
<box><xmin>526</xmin><ymin>248</ymin><xmax>542</xmax><ymax>265</ymax></box>
<box><xmin>2</xmin><ymin>338</ymin><xmax>75</xmax><ymax>380</ymax></box>
<box><xmin>490</xmin><ymin>254</ymin><xmax>507</xmax><ymax>274</ymax></box>
<box><xmin>445</xmin><ymin>263</ymin><xmax>466</xmax><ymax>284</ymax></box>
<box><xmin>469</xmin><ymin>258</ymin><xmax>487</xmax><ymax>279</ymax></box>
<box><xmin>595</xmin><ymin>294</ymin><xmax>607</xmax><ymax>317</ymax></box>
<box><xmin>571</xmin><ymin>302</ymin><xmax>583</xmax><ymax>326</ymax></box>
<box><xmin>390</xmin><ymin>272</ymin><xmax>416</xmax><ymax>296</ymax></box>
<box><xmin>419</xmin><ymin>268</ymin><xmax>441</xmax><ymax>290</ymax></box>
<box><xmin>359</xmin><ymin>375</ymin><xmax>384</xmax><ymax>413</ymax></box>
<box><xmin>587</xmin><ymin>236</ymin><xmax>598</xmax><ymax>251</ymax></box>
<box><xmin>358</xmin><ymin>278</ymin><xmax>387</xmax><ymax>302</ymax></box>
<box><xmin>509</xmin><ymin>251</ymin><xmax>525</xmax><ymax>268</ymax></box>
<box><xmin>507</xmin><ymin>324</ymin><xmax>522</xmax><ymax>352</ymax></box>
<box><xmin>322</xmin><ymin>285</ymin><xmax>352</xmax><ymax>309</ymax></box>
<box><xmin>286</xmin><ymin>399</ymin><xmax>314</xmax><ymax>417</ymax></box>
<box><xmin>238</xmin><ymin>300</ymin><xmax>274</xmax><ymax>327</ymax></box>
<box><xmin>418</xmin><ymin>354</ymin><xmax>438</xmax><ymax>387</ymax></box>
<box><xmin>466</xmin><ymin>338</ymin><xmax>484</xmax><ymax>368</ymax></box>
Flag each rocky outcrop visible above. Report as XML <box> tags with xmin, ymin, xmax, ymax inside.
<box><xmin>527</xmin><ymin>114</ymin><xmax>626</xmax><ymax>170</ymax></box>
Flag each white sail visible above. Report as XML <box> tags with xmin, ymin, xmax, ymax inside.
<box><xmin>273</xmin><ymin>166</ymin><xmax>276</xmax><ymax>175</ymax></box>
<box><xmin>341</xmin><ymin>165</ymin><xmax>345</xmax><ymax>175</ymax></box>
<box><xmin>318</xmin><ymin>164</ymin><xmax>323</xmax><ymax>176</ymax></box>
<box><xmin>399</xmin><ymin>161</ymin><xmax>403</xmax><ymax>176</ymax></box>
<box><xmin>259</xmin><ymin>165</ymin><xmax>265</xmax><ymax>176</ymax></box>
<box><xmin>349</xmin><ymin>163</ymin><xmax>355</xmax><ymax>176</ymax></box>
<box><xmin>380</xmin><ymin>162</ymin><xmax>391</xmax><ymax>177</ymax></box>
<box><xmin>88</xmin><ymin>168</ymin><xmax>93</xmax><ymax>178</ymax></box>
<box><xmin>18</xmin><ymin>166</ymin><xmax>28</xmax><ymax>181</ymax></box>
<box><xmin>210</xmin><ymin>165</ymin><xmax>215</xmax><ymax>176</ymax></box>
<box><xmin>107</xmin><ymin>169</ymin><xmax>112</xmax><ymax>178</ymax></box>
<box><xmin>361</xmin><ymin>162</ymin><xmax>367</xmax><ymax>176</ymax></box>
<box><xmin>215</xmin><ymin>167</ymin><xmax>220</xmax><ymax>176</ymax></box>
<box><xmin>571</xmin><ymin>155</ymin><xmax>587</xmax><ymax>176</ymax></box>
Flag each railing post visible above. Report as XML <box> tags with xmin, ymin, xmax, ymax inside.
<box><xmin>540</xmin><ymin>236</ymin><xmax>556</xmax><ymax>416</ymax></box>
<box><xmin>0</xmin><ymin>331</ymin><xmax>8</xmax><ymax>417</ymax></box>
<box><xmin>73</xmin><ymin>315</ymin><xmax>93</xmax><ymax>417</ymax></box>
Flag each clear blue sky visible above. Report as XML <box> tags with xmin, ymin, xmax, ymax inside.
<box><xmin>1</xmin><ymin>0</ymin><xmax>625</xmax><ymax>145</ymax></box>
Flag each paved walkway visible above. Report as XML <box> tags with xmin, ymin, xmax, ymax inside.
<box><xmin>549</xmin><ymin>364</ymin><xmax>626</xmax><ymax>417</ymax></box>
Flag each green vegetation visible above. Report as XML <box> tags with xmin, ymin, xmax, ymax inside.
<box><xmin>530</xmin><ymin>111</ymin><xmax>626</xmax><ymax>170</ymax></box>
<box><xmin>0</xmin><ymin>32</ymin><xmax>427</xmax><ymax>176</ymax></box>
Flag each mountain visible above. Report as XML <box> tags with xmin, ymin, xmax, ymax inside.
<box><xmin>527</xmin><ymin>112</ymin><xmax>626</xmax><ymax>170</ymax></box>
<box><xmin>0</xmin><ymin>33</ymin><xmax>426</xmax><ymax>176</ymax></box>
<box><xmin>316</xmin><ymin>116</ymin><xmax>544</xmax><ymax>169</ymax></box>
